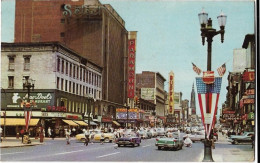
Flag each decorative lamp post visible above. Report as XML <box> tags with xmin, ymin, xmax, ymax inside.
<box><xmin>198</xmin><ymin>9</ymin><xmax>227</xmax><ymax>162</ymax></box>
<box><xmin>22</xmin><ymin>78</ymin><xmax>35</xmax><ymax>135</ymax></box>
<box><xmin>86</xmin><ymin>95</ymin><xmax>94</xmax><ymax>128</ymax></box>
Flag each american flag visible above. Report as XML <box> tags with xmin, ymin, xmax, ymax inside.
<box><xmin>192</xmin><ymin>63</ymin><xmax>202</xmax><ymax>75</ymax></box>
<box><xmin>217</xmin><ymin>63</ymin><xmax>226</xmax><ymax>76</ymax></box>
<box><xmin>196</xmin><ymin>77</ymin><xmax>222</xmax><ymax>139</ymax></box>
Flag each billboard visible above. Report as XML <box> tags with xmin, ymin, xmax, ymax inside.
<box><xmin>141</xmin><ymin>88</ymin><xmax>155</xmax><ymax>100</ymax></box>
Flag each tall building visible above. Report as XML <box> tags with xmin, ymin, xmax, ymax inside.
<box><xmin>14</xmin><ymin>0</ymin><xmax>130</xmax><ymax>127</ymax></box>
<box><xmin>136</xmin><ymin>71</ymin><xmax>166</xmax><ymax>118</ymax></box>
<box><xmin>190</xmin><ymin>83</ymin><xmax>196</xmax><ymax>115</ymax></box>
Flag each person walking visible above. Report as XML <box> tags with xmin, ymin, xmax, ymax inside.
<box><xmin>20</xmin><ymin>128</ymin><xmax>25</xmax><ymax>143</ymax></box>
<box><xmin>48</xmin><ymin>127</ymin><xmax>52</xmax><ymax>138</ymax></box>
<box><xmin>0</xmin><ymin>127</ymin><xmax>3</xmax><ymax>142</ymax></box>
<box><xmin>65</xmin><ymin>128</ymin><xmax>71</xmax><ymax>145</ymax></box>
<box><xmin>51</xmin><ymin>128</ymin><xmax>55</xmax><ymax>140</ymax></box>
<box><xmin>100</xmin><ymin>131</ymin><xmax>105</xmax><ymax>145</ymax></box>
<box><xmin>72</xmin><ymin>127</ymin><xmax>76</xmax><ymax>137</ymax></box>
<box><xmin>84</xmin><ymin>129</ymin><xmax>90</xmax><ymax>146</ymax></box>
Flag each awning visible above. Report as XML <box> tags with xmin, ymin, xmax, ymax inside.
<box><xmin>113</xmin><ymin>121</ymin><xmax>120</xmax><ymax>126</ymax></box>
<box><xmin>0</xmin><ymin>118</ymin><xmax>39</xmax><ymax>126</ymax></box>
<box><xmin>84</xmin><ymin>120</ymin><xmax>98</xmax><ymax>126</ymax></box>
<box><xmin>73</xmin><ymin>120</ymin><xmax>88</xmax><ymax>126</ymax></box>
<box><xmin>62</xmin><ymin>119</ymin><xmax>79</xmax><ymax>126</ymax></box>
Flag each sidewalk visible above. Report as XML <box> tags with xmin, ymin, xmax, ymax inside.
<box><xmin>198</xmin><ymin>132</ymin><xmax>255</xmax><ymax>162</ymax></box>
<box><xmin>0</xmin><ymin>136</ymin><xmax>64</xmax><ymax>148</ymax></box>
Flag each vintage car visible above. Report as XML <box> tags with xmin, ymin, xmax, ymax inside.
<box><xmin>156</xmin><ymin>128</ymin><xmax>166</xmax><ymax>136</ymax></box>
<box><xmin>155</xmin><ymin>137</ymin><xmax>183</xmax><ymax>151</ymax></box>
<box><xmin>183</xmin><ymin>132</ymin><xmax>205</xmax><ymax>142</ymax></box>
<box><xmin>116</xmin><ymin>133</ymin><xmax>141</xmax><ymax>147</ymax></box>
<box><xmin>75</xmin><ymin>130</ymin><xmax>115</xmax><ymax>143</ymax></box>
<box><xmin>227</xmin><ymin>132</ymin><xmax>254</xmax><ymax>145</ymax></box>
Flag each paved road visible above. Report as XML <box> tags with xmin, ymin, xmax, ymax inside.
<box><xmin>0</xmin><ymin>135</ymin><xmax>255</xmax><ymax>162</ymax></box>
<box><xmin>1</xmin><ymin>137</ymin><xmax>204</xmax><ymax>162</ymax></box>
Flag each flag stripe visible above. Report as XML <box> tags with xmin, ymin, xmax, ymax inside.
<box><xmin>217</xmin><ymin>64</ymin><xmax>226</xmax><ymax>76</ymax></box>
<box><xmin>192</xmin><ymin>63</ymin><xmax>202</xmax><ymax>75</ymax></box>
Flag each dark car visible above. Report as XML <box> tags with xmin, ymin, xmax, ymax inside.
<box><xmin>116</xmin><ymin>133</ymin><xmax>141</xmax><ymax>147</ymax></box>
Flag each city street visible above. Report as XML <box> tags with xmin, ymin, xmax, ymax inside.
<box><xmin>0</xmin><ymin>133</ymin><xmax>255</xmax><ymax>162</ymax></box>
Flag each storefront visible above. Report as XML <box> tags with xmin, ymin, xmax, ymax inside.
<box><xmin>116</xmin><ymin>108</ymin><xmax>144</xmax><ymax>128</ymax></box>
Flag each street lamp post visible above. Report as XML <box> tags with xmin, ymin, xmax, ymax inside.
<box><xmin>86</xmin><ymin>96</ymin><xmax>94</xmax><ymax>128</ymax></box>
<box><xmin>126</xmin><ymin>106</ymin><xmax>130</xmax><ymax>129</ymax></box>
<box><xmin>22</xmin><ymin>78</ymin><xmax>35</xmax><ymax>129</ymax></box>
<box><xmin>198</xmin><ymin>8</ymin><xmax>227</xmax><ymax>162</ymax></box>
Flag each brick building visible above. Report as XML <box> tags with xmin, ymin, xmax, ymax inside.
<box><xmin>14</xmin><ymin>0</ymin><xmax>130</xmax><ymax>128</ymax></box>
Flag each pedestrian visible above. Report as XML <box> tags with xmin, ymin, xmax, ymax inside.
<box><xmin>100</xmin><ymin>131</ymin><xmax>105</xmax><ymax>145</ymax></box>
<box><xmin>72</xmin><ymin>127</ymin><xmax>76</xmax><ymax>137</ymax></box>
<box><xmin>48</xmin><ymin>127</ymin><xmax>51</xmax><ymax>138</ymax></box>
<box><xmin>84</xmin><ymin>129</ymin><xmax>90</xmax><ymax>146</ymax></box>
<box><xmin>0</xmin><ymin>127</ymin><xmax>3</xmax><ymax>142</ymax></box>
<box><xmin>90</xmin><ymin>131</ymin><xmax>95</xmax><ymax>144</ymax></box>
<box><xmin>51</xmin><ymin>128</ymin><xmax>55</xmax><ymax>140</ymax></box>
<box><xmin>65</xmin><ymin>128</ymin><xmax>71</xmax><ymax>145</ymax></box>
<box><xmin>20</xmin><ymin>128</ymin><xmax>25</xmax><ymax>143</ymax></box>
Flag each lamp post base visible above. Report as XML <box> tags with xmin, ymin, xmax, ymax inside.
<box><xmin>202</xmin><ymin>139</ymin><xmax>214</xmax><ymax>162</ymax></box>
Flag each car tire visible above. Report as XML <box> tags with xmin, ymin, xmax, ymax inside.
<box><xmin>158</xmin><ymin>146</ymin><xmax>162</xmax><ymax>150</ymax></box>
<box><xmin>234</xmin><ymin>140</ymin><xmax>239</xmax><ymax>145</ymax></box>
<box><xmin>104</xmin><ymin>138</ymin><xmax>110</xmax><ymax>143</ymax></box>
<box><xmin>118</xmin><ymin>144</ymin><xmax>121</xmax><ymax>147</ymax></box>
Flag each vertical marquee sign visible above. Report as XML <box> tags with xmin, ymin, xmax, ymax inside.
<box><xmin>128</xmin><ymin>39</ymin><xmax>136</xmax><ymax>98</ymax></box>
<box><xmin>168</xmin><ymin>71</ymin><xmax>174</xmax><ymax>114</ymax></box>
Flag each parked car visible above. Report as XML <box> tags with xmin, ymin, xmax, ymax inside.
<box><xmin>156</xmin><ymin>128</ymin><xmax>166</xmax><ymax>136</ymax></box>
<box><xmin>146</xmin><ymin>129</ymin><xmax>153</xmax><ymax>139</ymax></box>
<box><xmin>227</xmin><ymin>132</ymin><xmax>254</xmax><ymax>145</ymax></box>
<box><xmin>75</xmin><ymin>130</ymin><xmax>115</xmax><ymax>143</ymax></box>
<box><xmin>149</xmin><ymin>128</ymin><xmax>158</xmax><ymax>137</ymax></box>
<box><xmin>116</xmin><ymin>132</ymin><xmax>141</xmax><ymax>147</ymax></box>
<box><xmin>155</xmin><ymin>136</ymin><xmax>183</xmax><ymax>151</ymax></box>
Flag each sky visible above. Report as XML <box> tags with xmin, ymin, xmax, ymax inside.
<box><xmin>1</xmin><ymin>0</ymin><xmax>256</xmax><ymax>116</ymax></box>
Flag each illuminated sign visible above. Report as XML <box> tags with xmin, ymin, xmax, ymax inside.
<box><xmin>128</xmin><ymin>39</ymin><xmax>136</xmax><ymax>98</ymax></box>
<box><xmin>242</xmin><ymin>72</ymin><xmax>255</xmax><ymax>82</ymax></box>
<box><xmin>168</xmin><ymin>72</ymin><xmax>174</xmax><ymax>114</ymax></box>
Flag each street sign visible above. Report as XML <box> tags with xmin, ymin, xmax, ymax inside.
<box><xmin>202</xmin><ymin>71</ymin><xmax>215</xmax><ymax>84</ymax></box>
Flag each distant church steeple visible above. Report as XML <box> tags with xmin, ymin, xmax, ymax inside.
<box><xmin>190</xmin><ymin>83</ymin><xmax>196</xmax><ymax>114</ymax></box>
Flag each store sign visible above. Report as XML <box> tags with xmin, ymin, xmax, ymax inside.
<box><xmin>168</xmin><ymin>72</ymin><xmax>174</xmax><ymax>114</ymax></box>
<box><xmin>202</xmin><ymin>71</ymin><xmax>215</xmax><ymax>84</ymax></box>
<box><xmin>128</xmin><ymin>39</ymin><xmax>136</xmax><ymax>98</ymax></box>
<box><xmin>3</xmin><ymin>92</ymin><xmax>54</xmax><ymax>108</ymax></box>
<box><xmin>245</xmin><ymin>89</ymin><xmax>255</xmax><ymax>95</ymax></box>
<box><xmin>41</xmin><ymin>106</ymin><xmax>66</xmax><ymax>112</ymax></box>
<box><xmin>243</xmin><ymin>99</ymin><xmax>254</xmax><ymax>104</ymax></box>
<box><xmin>247</xmin><ymin>112</ymin><xmax>254</xmax><ymax>120</ymax></box>
<box><xmin>41</xmin><ymin>112</ymin><xmax>66</xmax><ymax>118</ymax></box>
<box><xmin>242</xmin><ymin>72</ymin><xmax>255</xmax><ymax>82</ymax></box>
<box><xmin>62</xmin><ymin>4</ymin><xmax>101</xmax><ymax>17</ymax></box>
<box><xmin>66</xmin><ymin>115</ymin><xmax>79</xmax><ymax>120</ymax></box>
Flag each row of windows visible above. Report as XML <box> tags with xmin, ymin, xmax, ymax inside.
<box><xmin>8</xmin><ymin>56</ymin><xmax>31</xmax><ymax>71</ymax></box>
<box><xmin>57</xmin><ymin>77</ymin><xmax>101</xmax><ymax>99</ymax></box>
<box><xmin>57</xmin><ymin>58</ymin><xmax>101</xmax><ymax>88</ymax></box>
<box><xmin>8</xmin><ymin>76</ymin><xmax>30</xmax><ymax>88</ymax></box>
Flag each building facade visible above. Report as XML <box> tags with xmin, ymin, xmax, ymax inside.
<box><xmin>1</xmin><ymin>42</ymin><xmax>102</xmax><ymax>136</ymax></box>
<box><xmin>221</xmin><ymin>34</ymin><xmax>255</xmax><ymax>133</ymax></box>
<box><xmin>14</xmin><ymin>0</ymin><xmax>130</xmax><ymax>127</ymax></box>
<box><xmin>136</xmin><ymin>71</ymin><xmax>166</xmax><ymax>118</ymax></box>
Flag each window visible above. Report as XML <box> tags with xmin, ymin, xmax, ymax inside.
<box><xmin>77</xmin><ymin>66</ymin><xmax>79</xmax><ymax>79</ymax></box>
<box><xmin>8</xmin><ymin>76</ymin><xmax>14</xmax><ymax>88</ymax></box>
<box><xmin>86</xmin><ymin>71</ymin><xmax>89</xmax><ymax>83</ymax></box>
<box><xmin>70</xmin><ymin>64</ymin><xmax>72</xmax><ymax>77</ymax></box>
<box><xmin>80</xmin><ymin>68</ymin><xmax>82</xmax><ymax>81</ymax></box>
<box><xmin>61</xmin><ymin>60</ymin><xmax>64</xmax><ymax>73</ymax></box>
<box><xmin>57</xmin><ymin>77</ymin><xmax>60</xmax><ymax>89</ymax></box>
<box><xmin>73</xmin><ymin>65</ymin><xmax>76</xmax><ymax>78</ymax></box>
<box><xmin>66</xmin><ymin>62</ymin><xmax>68</xmax><ymax>75</ymax></box>
<box><xmin>83</xmin><ymin>69</ymin><xmax>85</xmax><ymax>82</ymax></box>
<box><xmin>24</xmin><ymin>56</ymin><xmax>31</xmax><ymax>70</ymax></box>
<box><xmin>61</xmin><ymin>78</ymin><xmax>64</xmax><ymax>91</ymax></box>
<box><xmin>57</xmin><ymin>58</ymin><xmax>60</xmax><ymax>72</ymax></box>
<box><xmin>76</xmin><ymin>84</ymin><xmax>78</xmax><ymax>95</ymax></box>
<box><xmin>69</xmin><ymin>81</ymin><xmax>71</xmax><ymax>92</ymax></box>
<box><xmin>80</xmin><ymin>85</ymin><xmax>82</xmax><ymax>96</ymax></box>
<box><xmin>73</xmin><ymin>82</ymin><xmax>75</xmax><ymax>94</ymax></box>
<box><xmin>8</xmin><ymin>57</ymin><xmax>15</xmax><ymax>71</ymax></box>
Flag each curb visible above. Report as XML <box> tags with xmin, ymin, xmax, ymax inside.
<box><xmin>0</xmin><ymin>143</ymin><xmax>44</xmax><ymax>148</ymax></box>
